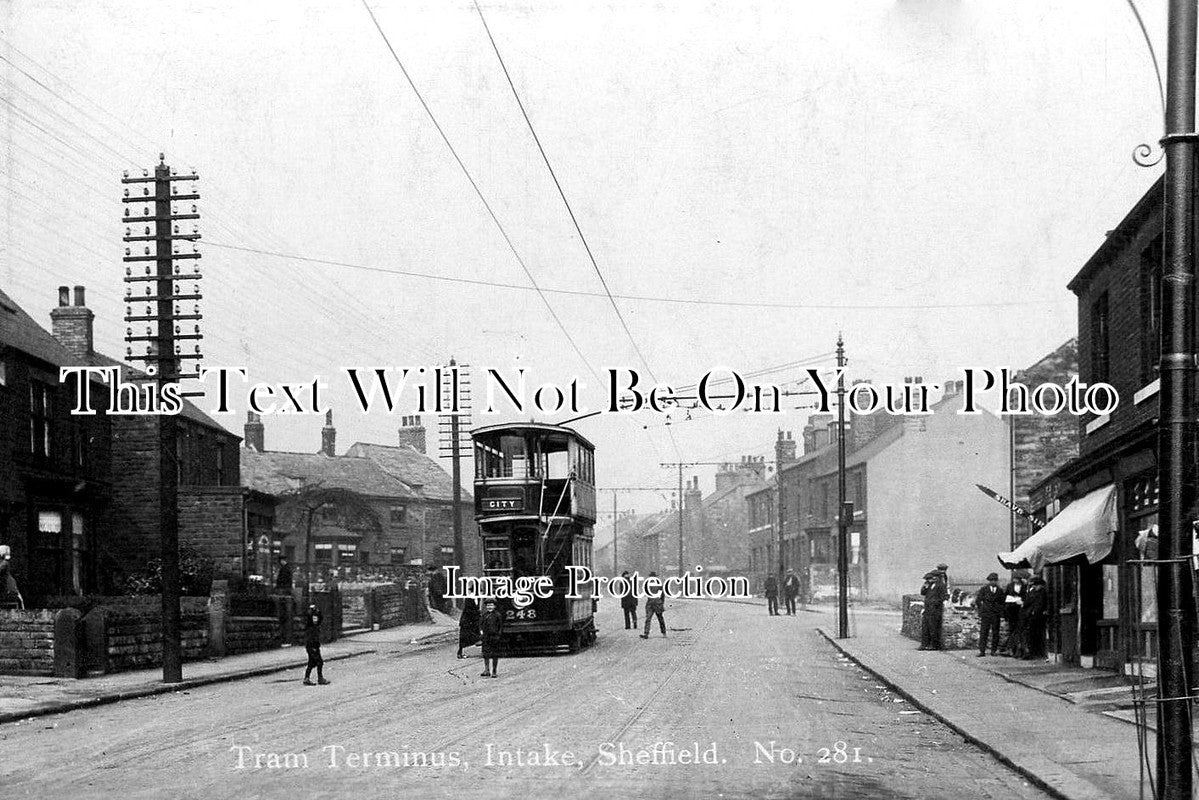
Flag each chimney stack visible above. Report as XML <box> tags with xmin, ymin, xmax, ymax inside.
<box><xmin>321</xmin><ymin>409</ymin><xmax>336</xmax><ymax>456</ymax></box>
<box><xmin>244</xmin><ymin>410</ymin><xmax>265</xmax><ymax>452</ymax></box>
<box><xmin>50</xmin><ymin>284</ymin><xmax>94</xmax><ymax>361</ymax></box>
<box><xmin>398</xmin><ymin>414</ymin><xmax>427</xmax><ymax>454</ymax></box>
<box><xmin>775</xmin><ymin>428</ymin><xmax>798</xmax><ymax>467</ymax></box>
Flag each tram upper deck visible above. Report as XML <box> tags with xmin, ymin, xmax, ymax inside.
<box><xmin>472</xmin><ymin>423</ymin><xmax>596</xmax><ymax>524</ymax></box>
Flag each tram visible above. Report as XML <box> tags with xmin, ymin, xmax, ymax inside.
<box><xmin>471</xmin><ymin>422</ymin><xmax>597</xmax><ymax>652</ymax></box>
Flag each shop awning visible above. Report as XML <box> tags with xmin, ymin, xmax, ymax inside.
<box><xmin>997</xmin><ymin>484</ymin><xmax>1117</xmax><ymax>572</ymax></box>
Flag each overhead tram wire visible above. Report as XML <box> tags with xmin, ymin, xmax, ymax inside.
<box><xmin>200</xmin><ymin>242</ymin><xmax>1058</xmax><ymax>311</ymax></box>
<box><xmin>357</xmin><ymin>0</ymin><xmax>601</xmax><ymax>385</ymax></box>
<box><xmin>0</xmin><ymin>46</ymin><xmax>424</xmax><ymax>371</ymax></box>
<box><xmin>472</xmin><ymin>0</ymin><xmax>659</xmax><ymax>385</ymax></box>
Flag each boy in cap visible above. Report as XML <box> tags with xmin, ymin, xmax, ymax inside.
<box><xmin>975</xmin><ymin>572</ymin><xmax>1005</xmax><ymax>656</ymax></box>
<box><xmin>302</xmin><ymin>603</ymin><xmax>330</xmax><ymax>685</ymax></box>
<box><xmin>479</xmin><ymin>599</ymin><xmax>503</xmax><ymax>677</ymax></box>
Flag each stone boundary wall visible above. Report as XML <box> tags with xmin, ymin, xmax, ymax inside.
<box><xmin>0</xmin><ymin>609</ymin><xmax>56</xmax><ymax>675</ymax></box>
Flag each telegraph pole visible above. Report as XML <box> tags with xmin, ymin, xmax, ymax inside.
<box><xmin>776</xmin><ymin>431</ymin><xmax>787</xmax><ymax>590</ymax></box>
<box><xmin>439</xmin><ymin>360</ymin><xmax>472</xmax><ymax>584</ymax></box>
<box><xmin>122</xmin><ymin>155</ymin><xmax>201</xmax><ymax>683</ymax></box>
<box><xmin>659</xmin><ymin>461</ymin><xmax>729</xmax><ymax>577</ymax></box>
<box><xmin>1156</xmin><ymin>1</ymin><xmax>1197</xmax><ymax>794</ymax></box>
<box><xmin>836</xmin><ymin>335</ymin><xmax>849</xmax><ymax>639</ymax></box>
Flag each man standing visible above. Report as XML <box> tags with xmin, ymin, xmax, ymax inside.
<box><xmin>640</xmin><ymin>572</ymin><xmax>667</xmax><ymax>639</ymax></box>
<box><xmin>1018</xmin><ymin>576</ymin><xmax>1049</xmax><ymax>660</ymax></box>
<box><xmin>302</xmin><ymin>603</ymin><xmax>330</xmax><ymax>686</ymax></box>
<box><xmin>479</xmin><ymin>599</ymin><xmax>503</xmax><ymax>677</ymax></box>
<box><xmin>620</xmin><ymin>571</ymin><xmax>639</xmax><ymax>630</ymax></box>
<box><xmin>1002</xmin><ymin>574</ymin><xmax>1026</xmax><ymax>656</ymax></box>
<box><xmin>975</xmin><ymin>572</ymin><xmax>1005</xmax><ymax>657</ymax></box>
<box><xmin>782</xmin><ymin>569</ymin><xmax>801</xmax><ymax>616</ymax></box>
<box><xmin>763</xmin><ymin>573</ymin><xmax>779</xmax><ymax>616</ymax></box>
<box><xmin>918</xmin><ymin>564</ymin><xmax>948</xmax><ymax>650</ymax></box>
<box><xmin>274</xmin><ymin>557</ymin><xmax>293</xmax><ymax>592</ymax></box>
<box><xmin>0</xmin><ymin>546</ymin><xmax>24</xmax><ymax>610</ymax></box>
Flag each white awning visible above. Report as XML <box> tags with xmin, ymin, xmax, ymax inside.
<box><xmin>997</xmin><ymin>484</ymin><xmax>1117</xmax><ymax>572</ymax></box>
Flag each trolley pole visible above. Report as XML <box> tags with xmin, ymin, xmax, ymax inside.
<box><xmin>836</xmin><ymin>335</ymin><xmax>849</xmax><ymax>640</ymax></box>
<box><xmin>613</xmin><ymin>491</ymin><xmax>618</xmax><ymax>573</ymax></box>
<box><xmin>1156</xmin><ymin>0</ymin><xmax>1197</xmax><ymax>794</ymax></box>
<box><xmin>121</xmin><ymin>155</ymin><xmax>202</xmax><ymax>684</ymax></box>
<box><xmin>677</xmin><ymin>464</ymin><xmax>684</xmax><ymax>578</ymax></box>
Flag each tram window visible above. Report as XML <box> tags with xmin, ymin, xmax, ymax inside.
<box><xmin>535</xmin><ymin>435</ymin><xmax>570</xmax><ymax>479</ymax></box>
<box><xmin>500</xmin><ymin>435</ymin><xmax>529</xmax><ymax>478</ymax></box>
<box><xmin>484</xmin><ymin>538</ymin><xmax>511</xmax><ymax>571</ymax></box>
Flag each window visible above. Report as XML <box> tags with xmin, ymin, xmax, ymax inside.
<box><xmin>0</xmin><ymin>360</ymin><xmax>6</xmax><ymax>385</ymax></box>
<box><xmin>71</xmin><ymin>416</ymin><xmax>86</xmax><ymax>469</ymax></box>
<box><xmin>389</xmin><ymin>546</ymin><xmax>406</xmax><ymax>564</ymax></box>
<box><xmin>337</xmin><ymin>544</ymin><xmax>357</xmax><ymax>564</ymax></box>
<box><xmin>1141</xmin><ymin>236</ymin><xmax>1163</xmax><ymax>384</ymax></box>
<box><xmin>30</xmin><ymin>381</ymin><xmax>52</xmax><ymax>457</ymax></box>
<box><xmin>389</xmin><ymin>505</ymin><xmax>407</xmax><ymax>525</ymax></box>
<box><xmin>484</xmin><ymin>537</ymin><xmax>510</xmax><ymax>571</ymax></box>
<box><xmin>440</xmin><ymin>545</ymin><xmax>455</xmax><ymax>557</ymax></box>
<box><xmin>314</xmin><ymin>543</ymin><xmax>333</xmax><ymax>563</ymax></box>
<box><xmin>215</xmin><ymin>441</ymin><xmax>225</xmax><ymax>485</ymax></box>
<box><xmin>1091</xmin><ymin>291</ymin><xmax>1110</xmax><ymax>383</ymax></box>
<box><xmin>820</xmin><ymin>482</ymin><xmax>829</xmax><ymax>520</ymax></box>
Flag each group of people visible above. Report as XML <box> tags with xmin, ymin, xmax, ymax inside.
<box><xmin>918</xmin><ymin>563</ymin><xmax>1049</xmax><ymax>658</ymax></box>
<box><xmin>975</xmin><ymin>572</ymin><xmax>1048</xmax><ymax>659</ymax></box>
<box><xmin>455</xmin><ymin>597</ymin><xmax>507</xmax><ymax>677</ymax></box>
<box><xmin>620</xmin><ymin>570</ymin><xmax>667</xmax><ymax>638</ymax></box>
<box><xmin>762</xmin><ymin>569</ymin><xmax>802</xmax><ymax>615</ymax></box>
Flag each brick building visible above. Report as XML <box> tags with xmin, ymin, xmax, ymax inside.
<box><xmin>1013</xmin><ymin>178</ymin><xmax>1170</xmax><ymax>672</ymax></box>
<box><xmin>641</xmin><ymin>457</ymin><xmax>766</xmax><ymax>577</ymax></box>
<box><xmin>0</xmin><ymin>287</ymin><xmax>113</xmax><ymax>600</ymax></box>
<box><xmin>242</xmin><ymin>413</ymin><xmax>479</xmax><ymax>579</ymax></box>
<box><xmin>42</xmin><ymin>286</ymin><xmax>259</xmax><ymax>586</ymax></box>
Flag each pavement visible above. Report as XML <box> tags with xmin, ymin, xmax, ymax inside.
<box><xmin>817</xmin><ymin>608</ymin><xmax>1157</xmax><ymax>800</ymax></box>
<box><xmin>0</xmin><ymin>617</ymin><xmax>458</xmax><ymax>725</ymax></box>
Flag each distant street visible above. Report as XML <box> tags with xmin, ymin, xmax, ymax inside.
<box><xmin>1</xmin><ymin>601</ymin><xmax>1048</xmax><ymax>800</ymax></box>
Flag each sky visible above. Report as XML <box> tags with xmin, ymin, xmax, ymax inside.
<box><xmin>0</xmin><ymin>0</ymin><xmax>1169</xmax><ymax>511</ymax></box>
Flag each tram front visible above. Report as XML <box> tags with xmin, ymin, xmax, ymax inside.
<box><xmin>471</xmin><ymin>423</ymin><xmax>597</xmax><ymax>652</ymax></box>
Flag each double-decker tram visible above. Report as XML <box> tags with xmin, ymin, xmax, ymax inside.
<box><xmin>472</xmin><ymin>422</ymin><xmax>597</xmax><ymax>652</ymax></box>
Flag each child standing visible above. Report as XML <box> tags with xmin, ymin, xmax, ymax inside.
<box><xmin>479</xmin><ymin>599</ymin><xmax>503</xmax><ymax>678</ymax></box>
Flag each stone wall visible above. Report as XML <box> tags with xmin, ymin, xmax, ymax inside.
<box><xmin>900</xmin><ymin>594</ymin><xmax>987</xmax><ymax>651</ymax></box>
<box><xmin>105</xmin><ymin>597</ymin><xmax>209</xmax><ymax>672</ymax></box>
<box><xmin>226</xmin><ymin>616</ymin><xmax>282</xmax><ymax>655</ymax></box>
<box><xmin>0</xmin><ymin>609</ymin><xmax>57</xmax><ymax>675</ymax></box>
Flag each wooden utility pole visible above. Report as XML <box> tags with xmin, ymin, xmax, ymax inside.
<box><xmin>122</xmin><ymin>155</ymin><xmax>201</xmax><ymax>683</ymax></box>
<box><xmin>836</xmin><ymin>335</ymin><xmax>849</xmax><ymax>639</ymax></box>
<box><xmin>439</xmin><ymin>361</ymin><xmax>472</xmax><ymax>587</ymax></box>
<box><xmin>1156</xmin><ymin>1</ymin><xmax>1197</xmax><ymax>794</ymax></box>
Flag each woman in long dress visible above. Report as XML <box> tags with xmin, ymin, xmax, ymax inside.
<box><xmin>457</xmin><ymin>597</ymin><xmax>481</xmax><ymax>659</ymax></box>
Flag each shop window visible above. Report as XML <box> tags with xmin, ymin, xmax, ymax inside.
<box><xmin>338</xmin><ymin>544</ymin><xmax>357</xmax><ymax>564</ymax></box>
<box><xmin>314</xmin><ymin>544</ymin><xmax>333</xmax><ymax>563</ymax></box>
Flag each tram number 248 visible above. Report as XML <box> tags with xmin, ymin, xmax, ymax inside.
<box><xmin>505</xmin><ymin>608</ymin><xmax>538</xmax><ymax>620</ymax></box>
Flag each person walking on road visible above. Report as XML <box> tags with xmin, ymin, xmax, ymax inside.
<box><xmin>640</xmin><ymin>572</ymin><xmax>667</xmax><ymax>639</ymax></box>
<box><xmin>620</xmin><ymin>570</ymin><xmax>639</xmax><ymax>630</ymax></box>
<box><xmin>1002</xmin><ymin>574</ymin><xmax>1026</xmax><ymax>656</ymax></box>
<box><xmin>764</xmin><ymin>573</ymin><xmax>779</xmax><ymax>616</ymax></box>
<box><xmin>457</xmin><ymin>597</ymin><xmax>480</xmax><ymax>659</ymax></box>
<box><xmin>782</xmin><ymin>569</ymin><xmax>800</xmax><ymax>615</ymax></box>
<box><xmin>302</xmin><ymin>603</ymin><xmax>329</xmax><ymax>686</ymax></box>
<box><xmin>918</xmin><ymin>563</ymin><xmax>949</xmax><ymax>650</ymax></box>
<box><xmin>479</xmin><ymin>599</ymin><xmax>503</xmax><ymax>677</ymax></box>
<box><xmin>975</xmin><ymin>572</ymin><xmax>1005</xmax><ymax>656</ymax></box>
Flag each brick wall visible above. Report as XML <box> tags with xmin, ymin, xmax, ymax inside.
<box><xmin>104</xmin><ymin>597</ymin><xmax>208</xmax><ymax>672</ymax></box>
<box><xmin>0</xmin><ymin>609</ymin><xmax>56</xmax><ymax>675</ymax></box>
<box><xmin>1073</xmin><ymin>185</ymin><xmax>1161</xmax><ymax>457</ymax></box>
<box><xmin>179</xmin><ymin>487</ymin><xmax>246</xmax><ymax>579</ymax></box>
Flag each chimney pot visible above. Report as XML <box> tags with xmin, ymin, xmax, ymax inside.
<box><xmin>57</xmin><ymin>286</ymin><xmax>70</xmax><ymax>307</ymax></box>
<box><xmin>73</xmin><ymin>286</ymin><xmax>85</xmax><ymax>307</ymax></box>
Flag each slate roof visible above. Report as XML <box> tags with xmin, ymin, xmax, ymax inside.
<box><xmin>344</xmin><ymin>442</ymin><xmax>471</xmax><ymax>503</ymax></box>
<box><xmin>241</xmin><ymin>448</ymin><xmax>415</xmax><ymax>499</ymax></box>
<box><xmin>0</xmin><ymin>288</ymin><xmax>231</xmax><ymax>435</ymax></box>
<box><xmin>0</xmin><ymin>288</ymin><xmax>74</xmax><ymax>368</ymax></box>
